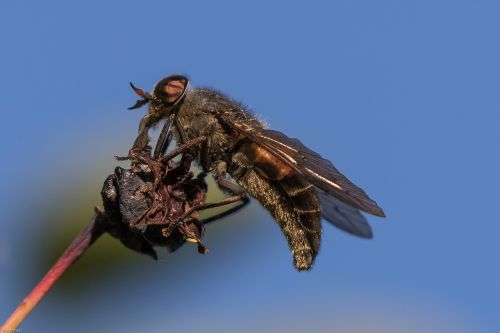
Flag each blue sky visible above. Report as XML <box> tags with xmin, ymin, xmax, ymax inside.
<box><xmin>1</xmin><ymin>1</ymin><xmax>499</xmax><ymax>332</ymax></box>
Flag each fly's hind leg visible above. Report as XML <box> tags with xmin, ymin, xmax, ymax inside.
<box><xmin>162</xmin><ymin>192</ymin><xmax>247</xmax><ymax>237</ymax></box>
<box><xmin>209</xmin><ymin>151</ymin><xmax>255</xmax><ymax>216</ymax></box>
<box><xmin>213</xmin><ymin>159</ymin><xmax>248</xmax><ymax>200</ymax></box>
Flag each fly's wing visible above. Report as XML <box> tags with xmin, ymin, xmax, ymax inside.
<box><xmin>317</xmin><ymin>190</ymin><xmax>373</xmax><ymax>238</ymax></box>
<box><xmin>205</xmin><ymin>92</ymin><xmax>384</xmax><ymax>217</ymax></box>
<box><xmin>226</xmin><ymin>122</ymin><xmax>385</xmax><ymax>217</ymax></box>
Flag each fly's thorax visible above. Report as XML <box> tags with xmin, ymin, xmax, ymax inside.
<box><xmin>175</xmin><ymin>101</ymin><xmax>220</xmax><ymax>140</ymax></box>
<box><xmin>174</xmin><ymin>93</ymin><xmax>236</xmax><ymax>168</ymax></box>
<box><xmin>174</xmin><ymin>88</ymin><xmax>265</xmax><ymax>169</ymax></box>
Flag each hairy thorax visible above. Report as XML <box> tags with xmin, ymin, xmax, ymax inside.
<box><xmin>174</xmin><ymin>89</ymin><xmax>245</xmax><ymax>169</ymax></box>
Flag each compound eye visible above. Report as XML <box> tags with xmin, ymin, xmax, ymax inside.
<box><xmin>155</xmin><ymin>75</ymin><xmax>189</xmax><ymax>105</ymax></box>
<box><xmin>164</xmin><ymin>78</ymin><xmax>188</xmax><ymax>103</ymax></box>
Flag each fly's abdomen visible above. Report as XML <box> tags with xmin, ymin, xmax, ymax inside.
<box><xmin>231</xmin><ymin>142</ymin><xmax>321</xmax><ymax>270</ymax></box>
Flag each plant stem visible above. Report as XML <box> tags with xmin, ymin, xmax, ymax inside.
<box><xmin>1</xmin><ymin>209</ymin><xmax>107</xmax><ymax>331</ymax></box>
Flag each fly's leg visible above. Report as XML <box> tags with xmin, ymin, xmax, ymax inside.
<box><xmin>153</xmin><ymin>114</ymin><xmax>175</xmax><ymax>159</ymax></box>
<box><xmin>162</xmin><ymin>193</ymin><xmax>246</xmax><ymax>238</ymax></box>
<box><xmin>127</xmin><ymin>137</ymin><xmax>208</xmax><ymax>228</ymax></box>
<box><xmin>115</xmin><ymin>114</ymin><xmax>160</xmax><ymax>161</ymax></box>
<box><xmin>160</xmin><ymin>136</ymin><xmax>206</xmax><ymax>164</ymax></box>
<box><xmin>134</xmin><ymin>136</ymin><xmax>208</xmax><ymax>192</ymax></box>
<box><xmin>162</xmin><ymin>160</ymin><xmax>248</xmax><ymax>237</ymax></box>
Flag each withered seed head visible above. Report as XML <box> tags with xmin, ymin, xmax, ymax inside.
<box><xmin>101</xmin><ymin>148</ymin><xmax>209</xmax><ymax>258</ymax></box>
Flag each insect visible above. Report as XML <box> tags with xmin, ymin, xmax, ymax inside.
<box><xmin>104</xmin><ymin>133</ymin><xmax>248</xmax><ymax>258</ymax></box>
<box><xmin>124</xmin><ymin>75</ymin><xmax>385</xmax><ymax>271</ymax></box>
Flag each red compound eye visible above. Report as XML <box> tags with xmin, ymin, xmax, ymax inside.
<box><xmin>153</xmin><ymin>75</ymin><xmax>189</xmax><ymax>105</ymax></box>
<box><xmin>163</xmin><ymin>78</ymin><xmax>188</xmax><ymax>104</ymax></box>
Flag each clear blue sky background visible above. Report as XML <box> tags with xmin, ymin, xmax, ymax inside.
<box><xmin>1</xmin><ymin>1</ymin><xmax>499</xmax><ymax>332</ymax></box>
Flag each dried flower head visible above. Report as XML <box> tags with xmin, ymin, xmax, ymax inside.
<box><xmin>101</xmin><ymin>137</ymin><xmax>212</xmax><ymax>258</ymax></box>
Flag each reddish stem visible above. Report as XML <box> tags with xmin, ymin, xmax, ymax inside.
<box><xmin>1</xmin><ymin>209</ymin><xmax>107</xmax><ymax>331</ymax></box>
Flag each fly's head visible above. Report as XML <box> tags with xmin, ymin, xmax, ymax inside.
<box><xmin>128</xmin><ymin>75</ymin><xmax>190</xmax><ymax>118</ymax></box>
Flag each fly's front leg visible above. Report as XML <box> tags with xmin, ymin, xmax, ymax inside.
<box><xmin>160</xmin><ymin>136</ymin><xmax>207</xmax><ymax>164</ymax></box>
<box><xmin>153</xmin><ymin>114</ymin><xmax>175</xmax><ymax>159</ymax></box>
<box><xmin>116</xmin><ymin>114</ymin><xmax>160</xmax><ymax>161</ymax></box>
<box><xmin>139</xmin><ymin>136</ymin><xmax>207</xmax><ymax>191</ymax></box>
<box><xmin>131</xmin><ymin>114</ymin><xmax>159</xmax><ymax>156</ymax></box>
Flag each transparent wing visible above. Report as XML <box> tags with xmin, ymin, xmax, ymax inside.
<box><xmin>317</xmin><ymin>190</ymin><xmax>373</xmax><ymax>238</ymax></box>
